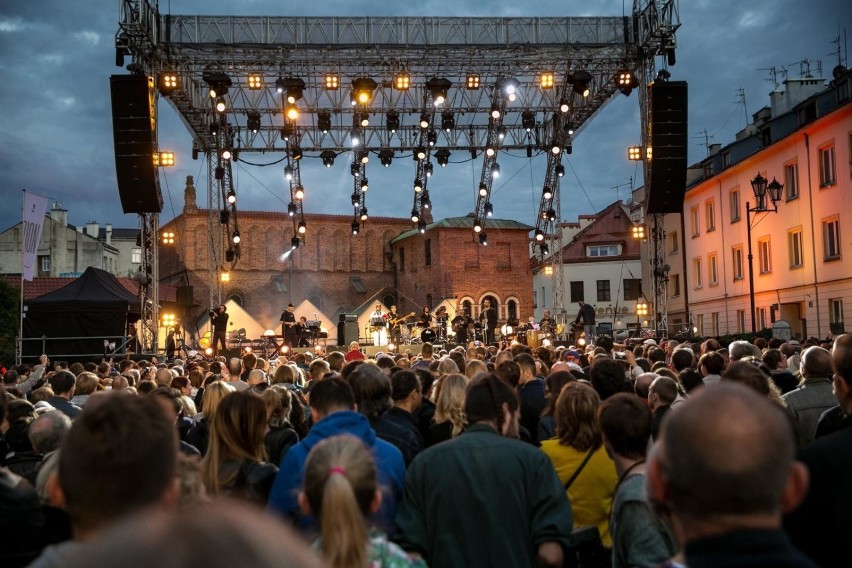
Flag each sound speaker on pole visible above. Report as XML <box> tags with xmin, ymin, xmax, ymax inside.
<box><xmin>110</xmin><ymin>74</ymin><xmax>163</xmax><ymax>214</ymax></box>
<box><xmin>647</xmin><ymin>81</ymin><xmax>688</xmax><ymax>214</ymax></box>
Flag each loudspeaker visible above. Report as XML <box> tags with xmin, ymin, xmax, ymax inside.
<box><xmin>176</xmin><ymin>286</ymin><xmax>194</xmax><ymax>306</ymax></box>
<box><xmin>647</xmin><ymin>81</ymin><xmax>688</xmax><ymax>214</ymax></box>
<box><xmin>110</xmin><ymin>74</ymin><xmax>163</xmax><ymax>214</ymax></box>
<box><xmin>343</xmin><ymin>321</ymin><xmax>360</xmax><ymax>345</ymax></box>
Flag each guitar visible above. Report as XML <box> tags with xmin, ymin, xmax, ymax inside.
<box><xmin>388</xmin><ymin>312</ymin><xmax>415</xmax><ymax>330</ymax></box>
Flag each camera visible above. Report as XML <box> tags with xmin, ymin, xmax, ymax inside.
<box><xmin>613</xmin><ymin>351</ymin><xmax>626</xmax><ymax>360</ymax></box>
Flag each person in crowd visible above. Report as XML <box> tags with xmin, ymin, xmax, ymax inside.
<box><xmin>646</xmin><ymin>383</ymin><xmax>814</xmax><ymax>567</ymax></box>
<box><xmin>262</xmin><ymin>386</ymin><xmax>299</xmax><ymax>467</ymax></box>
<box><xmin>515</xmin><ymin>353</ymin><xmax>547</xmax><ymax>412</ymax></box>
<box><xmin>300</xmin><ymin>435</ymin><xmax>426</xmax><ymax>568</ymax></box>
<box><xmin>464</xmin><ymin>358</ymin><xmax>487</xmax><ymax>380</ymax></box>
<box><xmin>537</xmin><ymin>370</ymin><xmax>575</xmax><ymax>442</ymax></box>
<box><xmin>648</xmin><ymin>376</ymin><xmax>679</xmax><ymax>440</ymax></box>
<box><xmin>344</xmin><ymin>341</ymin><xmax>366</xmax><ymax>363</ymax></box>
<box><xmin>267</xmin><ymin>378</ymin><xmax>405</xmax><ymax>536</ymax></box>
<box><xmin>186</xmin><ymin>381</ymin><xmax>235</xmax><ymax>456</ymax></box>
<box><xmin>382</xmin><ymin>371</ymin><xmax>425</xmax><ymax>456</ymax></box>
<box><xmin>29</xmin><ymin>410</ymin><xmax>71</xmax><ymax>457</ymax></box>
<box><xmin>728</xmin><ymin>339</ymin><xmax>759</xmax><ymax>362</ymax></box>
<box><xmin>201</xmin><ymin>390</ymin><xmax>278</xmax><ymax>504</ymax></box>
<box><xmin>574</xmin><ymin>301</ymin><xmax>596</xmax><ymax>342</ymax></box>
<box><xmin>761</xmin><ymin>348</ymin><xmax>798</xmax><ymax>394</ymax></box>
<box><xmin>429</xmin><ymin>373</ymin><xmax>469</xmax><ymax>446</ymax></box>
<box><xmin>540</xmin><ymin>381</ymin><xmax>617</xmax><ymax>548</ymax></box>
<box><xmin>784</xmin><ymin>334</ymin><xmax>852</xmax><ymax>567</ymax></box>
<box><xmin>396</xmin><ymin>374</ymin><xmax>573</xmax><ymax>567</ymax></box>
<box><xmin>28</xmin><ymin>393</ymin><xmax>179</xmax><ymax>568</ymax></box>
<box><xmin>280</xmin><ymin>303</ymin><xmax>298</xmax><ymax>347</ymax></box>
<box><xmin>45</xmin><ymin>371</ymin><xmax>82</xmax><ymax>419</ymax></box>
<box><xmin>669</xmin><ymin>348</ymin><xmax>695</xmax><ymax>374</ymax></box>
<box><xmin>782</xmin><ymin>346</ymin><xmax>836</xmax><ymax>446</ymax></box>
<box><xmin>599</xmin><ymin>393</ymin><xmax>674</xmax><ymax>568</ymax></box>
<box><xmin>697</xmin><ymin>351</ymin><xmax>725</xmax><ymax>386</ymax></box>
<box><xmin>493</xmin><ymin>360</ymin><xmax>539</xmax><ymax>444</ymax></box>
<box><xmin>678</xmin><ymin>368</ymin><xmax>705</xmax><ymax>394</ymax></box>
<box><xmin>590</xmin><ymin>357</ymin><xmax>629</xmax><ymax>401</ymax></box>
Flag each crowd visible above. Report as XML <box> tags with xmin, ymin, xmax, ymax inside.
<box><xmin>1</xmin><ymin>331</ymin><xmax>850</xmax><ymax>567</ymax></box>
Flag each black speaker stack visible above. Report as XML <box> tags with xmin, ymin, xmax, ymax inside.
<box><xmin>647</xmin><ymin>81</ymin><xmax>688</xmax><ymax>215</ymax></box>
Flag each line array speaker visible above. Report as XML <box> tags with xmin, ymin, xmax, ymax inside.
<box><xmin>647</xmin><ymin>81</ymin><xmax>688</xmax><ymax>214</ymax></box>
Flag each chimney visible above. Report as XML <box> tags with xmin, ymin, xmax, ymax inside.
<box><xmin>48</xmin><ymin>202</ymin><xmax>67</xmax><ymax>227</ymax></box>
<box><xmin>105</xmin><ymin>223</ymin><xmax>113</xmax><ymax>245</ymax></box>
<box><xmin>86</xmin><ymin>221</ymin><xmax>99</xmax><ymax>238</ymax></box>
<box><xmin>708</xmin><ymin>143</ymin><xmax>722</xmax><ymax>156</ymax></box>
<box><xmin>770</xmin><ymin>77</ymin><xmax>826</xmax><ymax>117</ymax></box>
<box><xmin>183</xmin><ymin>176</ymin><xmax>198</xmax><ymax>214</ymax></box>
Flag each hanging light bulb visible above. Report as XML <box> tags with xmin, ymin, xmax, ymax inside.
<box><xmin>227</xmin><ymin>190</ymin><xmax>236</xmax><ymax>204</ymax></box>
<box><xmin>473</xmin><ymin>219</ymin><xmax>482</xmax><ymax>233</ymax></box>
<box><xmin>232</xmin><ymin>231</ymin><xmax>241</xmax><ymax>244</ymax></box>
<box><xmin>298</xmin><ymin>221</ymin><xmax>306</xmax><ymax>234</ymax></box>
<box><xmin>479</xmin><ymin>183</ymin><xmax>488</xmax><ymax>197</ymax></box>
<box><xmin>294</xmin><ymin>185</ymin><xmax>305</xmax><ymax>200</ymax></box>
<box><xmin>284</xmin><ymin>165</ymin><xmax>294</xmax><ymax>181</ymax></box>
<box><xmin>543</xmin><ymin>186</ymin><xmax>553</xmax><ymax>200</ymax></box>
<box><xmin>411</xmin><ymin>209</ymin><xmax>419</xmax><ymax>223</ymax></box>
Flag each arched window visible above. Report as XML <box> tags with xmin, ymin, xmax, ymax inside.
<box><xmin>382</xmin><ymin>293</ymin><xmax>397</xmax><ymax>309</ymax></box>
<box><xmin>507</xmin><ymin>298</ymin><xmax>518</xmax><ymax>323</ymax></box>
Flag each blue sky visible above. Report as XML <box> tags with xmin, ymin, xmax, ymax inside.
<box><xmin>0</xmin><ymin>0</ymin><xmax>847</xmax><ymax>233</ymax></box>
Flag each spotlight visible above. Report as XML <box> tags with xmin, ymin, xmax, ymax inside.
<box><xmin>220</xmin><ymin>210</ymin><xmax>229</xmax><ymax>224</ymax></box>
<box><xmin>225</xmin><ymin>249</ymin><xmax>236</xmax><ymax>263</ymax></box>
<box><xmin>227</xmin><ymin>190</ymin><xmax>236</xmax><ymax>204</ymax></box>
<box><xmin>394</xmin><ymin>73</ymin><xmax>410</xmax><ymax>91</ymax></box>
<box><xmin>627</xmin><ymin>146</ymin><xmax>642</xmax><ymax>161</ymax></box>
<box><xmin>317</xmin><ymin>112</ymin><xmax>332</xmax><ymax>133</ymax></box>
<box><xmin>294</xmin><ymin>186</ymin><xmax>304</xmax><ymax>200</ymax></box>
<box><xmin>246</xmin><ymin>111</ymin><xmax>261</xmax><ymax>133</ymax></box>
<box><xmin>350</xmin><ymin>129</ymin><xmax>360</xmax><ymax>146</ymax></box>
<box><xmin>427</xmin><ymin>130</ymin><xmax>438</xmax><ymax>147</ymax></box>
<box><xmin>479</xmin><ymin>233</ymin><xmax>488</xmax><ymax>245</ymax></box>
<box><xmin>543</xmin><ymin>186</ymin><xmax>553</xmax><ymax>200</ymax></box>
<box><xmin>277</xmin><ymin>77</ymin><xmax>305</xmax><ymax>104</ymax></box>
<box><xmin>497</xmin><ymin>126</ymin><xmax>507</xmax><ymax>140</ymax></box>
<box><xmin>656</xmin><ymin>69</ymin><xmax>671</xmax><ymax>82</ymax></box>
<box><xmin>202</xmin><ymin>70</ymin><xmax>231</xmax><ymax>98</ymax></box>
<box><xmin>159</xmin><ymin>71</ymin><xmax>179</xmax><ymax>94</ymax></box>
<box><xmin>359</xmin><ymin>113</ymin><xmax>370</xmax><ymax>128</ymax></box>
<box><xmin>215</xmin><ymin>166</ymin><xmax>225</xmax><ymax>180</ymax></box>
<box><xmin>421</xmin><ymin>191</ymin><xmax>431</xmax><ymax>209</ymax></box>
<box><xmin>426</xmin><ymin>77</ymin><xmax>451</xmax><ymax>106</ymax></box>
<box><xmin>205</xmin><ymin>347</ymin><xmax>214</xmax><ymax>357</ymax></box>
<box><xmin>386</xmin><ymin>111</ymin><xmax>400</xmax><ymax>132</ymax></box>
<box><xmin>540</xmin><ymin>72</ymin><xmax>555</xmax><ymax>89</ymax></box>
<box><xmin>535</xmin><ymin>229</ymin><xmax>544</xmax><ymax>242</ymax></box>
<box><xmin>351</xmin><ymin>221</ymin><xmax>360</xmax><ymax>235</ymax></box>
<box><xmin>491</xmin><ymin>162</ymin><xmax>500</xmax><ymax>177</ymax></box>
<box><xmin>359</xmin><ymin>150</ymin><xmax>369</xmax><ymax>164</ymax></box>
<box><xmin>424</xmin><ymin>162</ymin><xmax>433</xmax><ymax>178</ymax></box>
<box><xmin>280</xmin><ymin>124</ymin><xmax>294</xmax><ymax>139</ymax></box>
<box><xmin>411</xmin><ymin>209</ymin><xmax>419</xmax><ymax>223</ymax></box>
<box><xmin>350</xmin><ymin>164</ymin><xmax>360</xmax><ymax>177</ymax></box>
<box><xmin>290</xmin><ymin>236</ymin><xmax>300</xmax><ymax>250</ymax></box>
<box><xmin>550</xmin><ymin>141</ymin><xmax>562</xmax><ymax>155</ymax></box>
<box><xmin>540</xmin><ymin>243</ymin><xmax>549</xmax><ymax>256</ymax></box>
<box><xmin>247</xmin><ymin>73</ymin><xmax>263</xmax><ymax>90</ymax></box>
<box><xmin>324</xmin><ymin>74</ymin><xmax>340</xmax><ymax>90</ymax></box>
<box><xmin>414</xmin><ymin>178</ymin><xmax>423</xmax><ymax>193</ymax></box>
<box><xmin>418</xmin><ymin>219</ymin><xmax>427</xmax><ymax>233</ymax></box>
<box><xmin>379</xmin><ymin>149</ymin><xmax>394</xmax><ymax>167</ymax></box>
<box><xmin>220</xmin><ymin>148</ymin><xmax>232</xmax><ymax>161</ymax></box>
<box><xmin>484</xmin><ymin>202</ymin><xmax>493</xmax><ymax>217</ymax></box>
<box><xmin>546</xmin><ymin>208</ymin><xmax>557</xmax><ymax>221</ymax></box>
<box><xmin>351</xmin><ymin>193</ymin><xmax>359</xmax><ymax>206</ymax></box>
<box><xmin>284</xmin><ymin>165</ymin><xmax>294</xmax><ymax>180</ymax></box>
<box><xmin>320</xmin><ymin>150</ymin><xmax>336</xmax><ymax>167</ymax></box>
<box><xmin>632</xmin><ymin>224</ymin><xmax>646</xmax><ymax>240</ymax></box>
<box><xmin>285</xmin><ymin>104</ymin><xmax>299</xmax><ymax>121</ymax></box>
<box><xmin>559</xmin><ymin>99</ymin><xmax>570</xmax><ymax>113</ymax></box>
<box><xmin>361</xmin><ymin>179</ymin><xmax>369</xmax><ymax>192</ymax></box>
<box><xmin>419</xmin><ymin>113</ymin><xmax>430</xmax><ymax>129</ymax></box>
<box><xmin>497</xmin><ymin>77</ymin><xmax>520</xmax><ymax>101</ymax></box>
<box><xmin>232</xmin><ymin>231</ymin><xmax>241</xmax><ymax>244</ymax></box>
<box><xmin>287</xmin><ymin>203</ymin><xmax>297</xmax><ymax>216</ymax></box>
<box><xmin>571</xmin><ymin>70</ymin><xmax>593</xmax><ymax>97</ymax></box>
<box><xmin>466</xmin><ymin>74</ymin><xmax>480</xmax><ymax>89</ymax></box>
<box><xmin>154</xmin><ymin>151</ymin><xmax>175</xmax><ymax>167</ymax></box>
<box><xmin>441</xmin><ymin>111</ymin><xmax>455</xmax><ymax>131</ymax></box>
<box><xmin>161</xmin><ymin>231</ymin><xmax>175</xmax><ymax>245</ymax></box>
<box><xmin>473</xmin><ymin>219</ymin><xmax>482</xmax><ymax>233</ymax></box>
<box><xmin>566</xmin><ymin>143</ymin><xmax>573</xmax><ymax>155</ymax></box>
<box><xmin>352</xmin><ymin>77</ymin><xmax>377</xmax><ymax>105</ymax></box>
<box><xmin>556</xmin><ymin>164</ymin><xmax>565</xmax><ymax>177</ymax></box>
<box><xmin>415</xmin><ymin>147</ymin><xmax>427</xmax><ymax>160</ymax></box>
<box><xmin>359</xmin><ymin>208</ymin><xmax>368</xmax><ymax>221</ymax></box>
<box><xmin>280</xmin><ymin>345</ymin><xmax>290</xmax><ymax>355</ymax></box>
<box><xmin>435</xmin><ymin>148</ymin><xmax>451</xmax><ymax>166</ymax></box>
<box><xmin>616</xmin><ymin>69</ymin><xmax>638</xmax><ymax>96</ymax></box>
<box><xmin>298</xmin><ymin>221</ymin><xmax>306</xmax><ymax>234</ymax></box>
<box><xmin>216</xmin><ymin>100</ymin><xmax>226</xmax><ymax>113</ymax></box>
<box><xmin>485</xmin><ymin>146</ymin><xmax>496</xmax><ymax>157</ymax></box>
<box><xmin>565</xmin><ymin>122</ymin><xmax>575</xmax><ymax>135</ymax></box>
<box><xmin>479</xmin><ymin>183</ymin><xmax>488</xmax><ymax>197</ymax></box>
<box><xmin>521</xmin><ymin>111</ymin><xmax>535</xmax><ymax>131</ymax></box>
<box><xmin>490</xmin><ymin>104</ymin><xmax>501</xmax><ymax>119</ymax></box>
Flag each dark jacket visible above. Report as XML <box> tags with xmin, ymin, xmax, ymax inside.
<box><xmin>45</xmin><ymin>397</ymin><xmax>81</xmax><ymax>419</ymax></box>
<box><xmin>264</xmin><ymin>425</ymin><xmax>299</xmax><ymax>467</ymax></box>
<box><xmin>219</xmin><ymin>459</ymin><xmax>278</xmax><ymax>505</ymax></box>
<box><xmin>186</xmin><ymin>418</ymin><xmax>211</xmax><ymax>456</ymax></box>
<box><xmin>372</xmin><ymin>411</ymin><xmax>423</xmax><ymax>467</ymax></box>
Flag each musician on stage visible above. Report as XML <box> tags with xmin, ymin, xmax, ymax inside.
<box><xmin>210</xmin><ymin>304</ymin><xmax>229</xmax><ymax>356</ymax></box>
<box><xmin>280</xmin><ymin>303</ymin><xmax>297</xmax><ymax>347</ymax></box>
<box><xmin>480</xmin><ymin>299</ymin><xmax>497</xmax><ymax>345</ymax></box>
<box><xmin>574</xmin><ymin>301</ymin><xmax>597</xmax><ymax>342</ymax></box>
<box><xmin>418</xmin><ymin>305</ymin><xmax>434</xmax><ymax>328</ymax></box>
<box><xmin>539</xmin><ymin>309</ymin><xmax>555</xmax><ymax>333</ymax></box>
<box><xmin>294</xmin><ymin>316</ymin><xmax>311</xmax><ymax>347</ymax></box>
<box><xmin>370</xmin><ymin>302</ymin><xmax>387</xmax><ymax>346</ymax></box>
<box><xmin>451</xmin><ymin>305</ymin><xmax>471</xmax><ymax>346</ymax></box>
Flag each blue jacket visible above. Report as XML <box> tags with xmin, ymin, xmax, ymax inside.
<box><xmin>267</xmin><ymin>410</ymin><xmax>405</xmax><ymax>535</ymax></box>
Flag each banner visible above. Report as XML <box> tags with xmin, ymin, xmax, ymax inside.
<box><xmin>22</xmin><ymin>190</ymin><xmax>49</xmax><ymax>281</ymax></box>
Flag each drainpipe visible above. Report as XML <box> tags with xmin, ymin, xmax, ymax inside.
<box><xmin>680</xmin><ymin>212</ymin><xmax>690</xmax><ymax>336</ymax></box>
<box><xmin>803</xmin><ymin>133</ymin><xmax>822</xmax><ymax>337</ymax></box>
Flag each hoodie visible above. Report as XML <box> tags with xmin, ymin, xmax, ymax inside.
<box><xmin>266</xmin><ymin>410</ymin><xmax>405</xmax><ymax>535</ymax></box>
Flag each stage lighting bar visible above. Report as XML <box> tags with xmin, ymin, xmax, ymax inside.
<box><xmin>159</xmin><ymin>71</ymin><xmax>179</xmax><ymax>94</ymax></box>
<box><xmin>247</xmin><ymin>73</ymin><xmax>263</xmax><ymax>90</ymax></box>
<box><xmin>627</xmin><ymin>146</ymin><xmax>642</xmax><ymax>161</ymax></box>
<box><xmin>154</xmin><ymin>151</ymin><xmax>175</xmax><ymax>167</ymax></box>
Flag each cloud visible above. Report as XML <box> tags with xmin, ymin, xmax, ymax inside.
<box><xmin>74</xmin><ymin>30</ymin><xmax>100</xmax><ymax>45</ymax></box>
<box><xmin>0</xmin><ymin>18</ymin><xmax>27</xmax><ymax>32</ymax></box>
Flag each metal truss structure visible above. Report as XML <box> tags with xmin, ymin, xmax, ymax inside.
<box><xmin>117</xmin><ymin>0</ymin><xmax>679</xmax><ymax>324</ymax></box>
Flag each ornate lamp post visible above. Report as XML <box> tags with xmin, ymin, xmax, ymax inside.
<box><xmin>746</xmin><ymin>173</ymin><xmax>784</xmax><ymax>333</ymax></box>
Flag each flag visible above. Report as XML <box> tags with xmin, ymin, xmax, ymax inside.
<box><xmin>22</xmin><ymin>191</ymin><xmax>49</xmax><ymax>281</ymax></box>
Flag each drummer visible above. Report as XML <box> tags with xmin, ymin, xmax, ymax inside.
<box><xmin>418</xmin><ymin>305</ymin><xmax>434</xmax><ymax>328</ymax></box>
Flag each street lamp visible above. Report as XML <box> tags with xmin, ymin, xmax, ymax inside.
<box><xmin>746</xmin><ymin>173</ymin><xmax>783</xmax><ymax>333</ymax></box>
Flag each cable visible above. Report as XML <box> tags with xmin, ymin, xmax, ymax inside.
<box><xmin>566</xmin><ymin>159</ymin><xmax>599</xmax><ymax>214</ymax></box>
<box><xmin>234</xmin><ymin>162</ymin><xmax>289</xmax><ymax>205</ymax></box>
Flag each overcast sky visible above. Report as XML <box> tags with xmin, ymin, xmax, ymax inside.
<box><xmin>0</xmin><ymin>0</ymin><xmax>848</xmax><ymax>234</ymax></box>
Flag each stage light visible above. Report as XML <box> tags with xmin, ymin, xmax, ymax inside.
<box><xmin>394</xmin><ymin>73</ymin><xmax>410</xmax><ymax>91</ymax></box>
<box><xmin>427</xmin><ymin>130</ymin><xmax>438</xmax><ymax>147</ymax></box>
<box><xmin>280</xmin><ymin>124</ymin><xmax>294</xmax><ymax>138</ymax></box>
<box><xmin>279</xmin><ymin>77</ymin><xmax>305</xmax><ymax>103</ymax></box>
<box><xmin>521</xmin><ymin>111</ymin><xmax>535</xmax><ymax>131</ymax></box>
<box><xmin>317</xmin><ymin>112</ymin><xmax>331</xmax><ymax>133</ymax></box>
<box><xmin>247</xmin><ymin>74</ymin><xmax>263</xmax><ymax>90</ymax></box>
<box><xmin>484</xmin><ymin>202</ymin><xmax>493</xmax><ymax>217</ymax></box>
<box><xmin>646</xmin><ymin>146</ymin><xmax>652</xmax><ymax>160</ymax></box>
<box><xmin>571</xmin><ymin>70</ymin><xmax>592</xmax><ymax>97</ymax></box>
<box><xmin>284</xmin><ymin>165</ymin><xmax>294</xmax><ymax>181</ymax></box>
<box><xmin>485</xmin><ymin>145</ymin><xmax>496</xmax><ymax>157</ymax></box>
<box><xmin>227</xmin><ymin>190</ymin><xmax>236</xmax><ymax>204</ymax></box>
<box><xmin>161</xmin><ymin>312</ymin><xmax>176</xmax><ymax>327</ymax></box>
<box><xmin>479</xmin><ymin>183</ymin><xmax>488</xmax><ymax>197</ymax></box>
<box><xmin>473</xmin><ymin>219</ymin><xmax>482</xmax><ymax>233</ymax></box>
<box><xmin>243</xmin><ymin>345</ymin><xmax>253</xmax><ymax>354</ymax></box>
<box><xmin>411</xmin><ymin>209</ymin><xmax>419</xmax><ymax>223</ymax></box>
<box><xmin>491</xmin><ymin>162</ymin><xmax>500</xmax><ymax>177</ymax></box>
<box><xmin>421</xmin><ymin>191</ymin><xmax>431</xmax><ymax>209</ymax></box>
<box><xmin>285</xmin><ymin>104</ymin><xmax>299</xmax><ymax>121</ymax></box>
<box><xmin>556</xmin><ymin>164</ymin><xmax>565</xmax><ymax>177</ymax></box>
<box><xmin>359</xmin><ymin>150</ymin><xmax>369</xmax><ymax>164</ymax></box>
<box><xmin>535</xmin><ymin>229</ymin><xmax>544</xmax><ymax>242</ymax></box>
<box><xmin>246</xmin><ymin>111</ymin><xmax>261</xmax><ymax>133</ymax></box>
<box><xmin>220</xmin><ymin>149</ymin><xmax>232</xmax><ymax>161</ymax></box>
<box><xmin>628</xmin><ymin>146</ymin><xmax>642</xmax><ymax>161</ymax></box>
<box><xmin>415</xmin><ymin>146</ymin><xmax>427</xmax><ymax>160</ymax></box>
<box><xmin>656</xmin><ymin>69</ymin><xmax>671</xmax><ymax>82</ymax></box>
<box><xmin>616</xmin><ymin>69</ymin><xmax>638</xmax><ymax>96</ymax></box>
<box><xmin>294</xmin><ymin>185</ymin><xmax>305</xmax><ymax>200</ymax></box>
<box><xmin>386</xmin><ymin>111</ymin><xmax>400</xmax><ymax>132</ymax></box>
<box><xmin>320</xmin><ymin>150</ymin><xmax>336</xmax><ymax>167</ymax></box>
<box><xmin>359</xmin><ymin>113</ymin><xmax>370</xmax><ymax>127</ymax></box>
<box><xmin>350</xmin><ymin>129</ymin><xmax>360</xmax><ymax>147</ymax></box>
<box><xmin>546</xmin><ymin>208</ymin><xmax>557</xmax><ymax>221</ymax></box>
<box><xmin>466</xmin><ymin>74</ymin><xmax>480</xmax><ymax>89</ymax></box>
<box><xmin>361</xmin><ymin>178</ymin><xmax>369</xmax><ymax>192</ymax></box>
<box><xmin>479</xmin><ymin>233</ymin><xmax>488</xmax><ymax>245</ymax></box>
<box><xmin>379</xmin><ymin>149</ymin><xmax>394</xmax><ymax>167</ymax></box>
<box><xmin>543</xmin><ymin>186</ymin><xmax>553</xmax><ymax>200</ymax></box>
<box><xmin>426</xmin><ymin>77</ymin><xmax>451</xmax><ymax>106</ymax></box>
<box><xmin>559</xmin><ymin>99</ymin><xmax>570</xmax><ymax>113</ymax></box>
<box><xmin>414</xmin><ymin>178</ymin><xmax>423</xmax><ymax>193</ymax></box>
<box><xmin>441</xmin><ymin>111</ymin><xmax>455</xmax><ymax>131</ymax></box>
<box><xmin>632</xmin><ymin>224</ymin><xmax>646</xmax><ymax>240</ymax></box>
<box><xmin>540</xmin><ymin>72</ymin><xmax>555</xmax><ymax>89</ymax></box>
<box><xmin>204</xmin><ymin>347</ymin><xmax>214</xmax><ymax>357</ymax></box>
<box><xmin>225</xmin><ymin>249</ymin><xmax>236</xmax><ymax>263</ymax></box>
<box><xmin>490</xmin><ymin>104</ymin><xmax>501</xmax><ymax>119</ymax></box>
<box><xmin>351</xmin><ymin>221</ymin><xmax>360</xmax><ymax>235</ymax></box>
<box><xmin>351</xmin><ymin>193</ymin><xmax>359</xmax><ymax>206</ymax></box>
<box><xmin>550</xmin><ymin>142</ymin><xmax>562</xmax><ymax>155</ymax></box>
<box><xmin>232</xmin><ymin>231</ymin><xmax>241</xmax><ymax>244</ymax></box>
<box><xmin>159</xmin><ymin>71</ymin><xmax>179</xmax><ymax>94</ymax></box>
<box><xmin>290</xmin><ymin>236</ymin><xmax>300</xmax><ymax>249</ymax></box>
<box><xmin>154</xmin><ymin>151</ymin><xmax>175</xmax><ymax>167</ymax></box>
<box><xmin>324</xmin><ymin>74</ymin><xmax>339</xmax><ymax>90</ymax></box>
<box><xmin>497</xmin><ymin>77</ymin><xmax>520</xmax><ymax>101</ymax></box>
<box><xmin>280</xmin><ymin>345</ymin><xmax>290</xmax><ymax>355</ymax></box>
<box><xmin>565</xmin><ymin>122</ymin><xmax>575</xmax><ymax>135</ymax></box>
<box><xmin>497</xmin><ymin>126</ymin><xmax>507</xmax><ymax>140</ymax></box>
<box><xmin>424</xmin><ymin>162</ymin><xmax>433</xmax><ymax>178</ymax></box>
<box><xmin>435</xmin><ymin>148</ymin><xmax>450</xmax><ymax>166</ymax></box>
<box><xmin>352</xmin><ymin>77</ymin><xmax>377</xmax><ymax>105</ymax></box>
<box><xmin>216</xmin><ymin>100</ymin><xmax>226</xmax><ymax>113</ymax></box>
<box><xmin>418</xmin><ymin>219</ymin><xmax>427</xmax><ymax>233</ymax></box>
<box><xmin>350</xmin><ymin>164</ymin><xmax>360</xmax><ymax>177</ymax></box>
<box><xmin>215</xmin><ymin>166</ymin><xmax>225</xmax><ymax>180</ymax></box>
<box><xmin>202</xmin><ymin>70</ymin><xmax>231</xmax><ymax>98</ymax></box>
<box><xmin>220</xmin><ymin>209</ymin><xmax>229</xmax><ymax>224</ymax></box>
<box><xmin>540</xmin><ymin>243</ymin><xmax>549</xmax><ymax>256</ymax></box>
<box><xmin>287</xmin><ymin>203</ymin><xmax>297</xmax><ymax>216</ymax></box>
<box><xmin>298</xmin><ymin>221</ymin><xmax>306</xmax><ymax>234</ymax></box>
<box><xmin>419</xmin><ymin>113</ymin><xmax>430</xmax><ymax>129</ymax></box>
<box><xmin>161</xmin><ymin>231</ymin><xmax>175</xmax><ymax>245</ymax></box>
<box><xmin>359</xmin><ymin>208</ymin><xmax>368</xmax><ymax>221</ymax></box>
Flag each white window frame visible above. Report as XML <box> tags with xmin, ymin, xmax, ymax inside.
<box><xmin>823</xmin><ymin>217</ymin><xmax>841</xmax><ymax>260</ymax></box>
<box><xmin>732</xmin><ymin>246</ymin><xmax>744</xmax><ymax>280</ymax></box>
<box><xmin>758</xmin><ymin>238</ymin><xmax>772</xmax><ymax>274</ymax></box>
<box><xmin>705</xmin><ymin>200</ymin><xmax>716</xmax><ymax>232</ymax></box>
<box><xmin>690</xmin><ymin>206</ymin><xmax>700</xmax><ymax>237</ymax></box>
<box><xmin>730</xmin><ymin>189</ymin><xmax>741</xmax><ymax>222</ymax></box>
<box><xmin>693</xmin><ymin>257</ymin><xmax>703</xmax><ymax>289</ymax></box>
<box><xmin>819</xmin><ymin>143</ymin><xmax>836</xmax><ymax>188</ymax></box>
<box><xmin>785</xmin><ymin>161</ymin><xmax>799</xmax><ymax>200</ymax></box>
<box><xmin>788</xmin><ymin>228</ymin><xmax>804</xmax><ymax>269</ymax></box>
<box><xmin>708</xmin><ymin>253</ymin><xmax>718</xmax><ymax>286</ymax></box>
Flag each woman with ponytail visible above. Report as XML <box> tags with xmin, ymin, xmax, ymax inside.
<box><xmin>300</xmin><ymin>435</ymin><xmax>425</xmax><ymax>568</ymax></box>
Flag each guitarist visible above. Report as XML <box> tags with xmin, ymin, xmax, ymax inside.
<box><xmin>387</xmin><ymin>305</ymin><xmax>414</xmax><ymax>344</ymax></box>
<box><xmin>451</xmin><ymin>305</ymin><xmax>472</xmax><ymax>346</ymax></box>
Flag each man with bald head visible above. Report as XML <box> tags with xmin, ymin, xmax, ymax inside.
<box><xmin>782</xmin><ymin>346</ymin><xmax>836</xmax><ymax>445</ymax></box>
<box><xmin>647</xmin><ymin>383</ymin><xmax>814</xmax><ymax>567</ymax></box>
<box><xmin>785</xmin><ymin>334</ymin><xmax>852</xmax><ymax>566</ymax></box>
<box><xmin>634</xmin><ymin>372</ymin><xmax>657</xmax><ymax>405</ymax></box>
